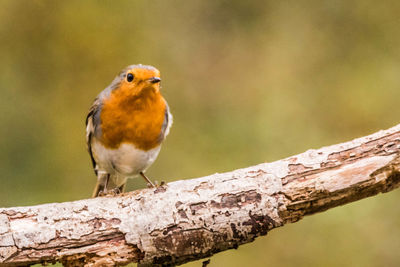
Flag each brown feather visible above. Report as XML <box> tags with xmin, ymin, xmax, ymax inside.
<box><xmin>100</xmin><ymin>83</ymin><xmax>167</xmax><ymax>151</ymax></box>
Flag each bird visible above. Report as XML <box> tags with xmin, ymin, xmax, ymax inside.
<box><xmin>85</xmin><ymin>64</ymin><xmax>172</xmax><ymax>197</ymax></box>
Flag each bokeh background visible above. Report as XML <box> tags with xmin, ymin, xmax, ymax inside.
<box><xmin>1</xmin><ymin>0</ymin><xmax>400</xmax><ymax>266</ymax></box>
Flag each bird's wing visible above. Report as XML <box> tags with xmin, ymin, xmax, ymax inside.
<box><xmin>85</xmin><ymin>97</ymin><xmax>102</xmax><ymax>175</ymax></box>
<box><xmin>161</xmin><ymin>101</ymin><xmax>173</xmax><ymax>139</ymax></box>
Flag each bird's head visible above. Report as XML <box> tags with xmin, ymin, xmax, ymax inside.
<box><xmin>117</xmin><ymin>64</ymin><xmax>161</xmax><ymax>95</ymax></box>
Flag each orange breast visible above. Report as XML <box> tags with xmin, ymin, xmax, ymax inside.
<box><xmin>100</xmin><ymin>85</ymin><xmax>166</xmax><ymax>151</ymax></box>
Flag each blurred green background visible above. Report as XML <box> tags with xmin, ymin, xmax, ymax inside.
<box><xmin>1</xmin><ymin>0</ymin><xmax>400</xmax><ymax>266</ymax></box>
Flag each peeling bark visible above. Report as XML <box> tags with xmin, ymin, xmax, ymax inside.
<box><xmin>1</xmin><ymin>124</ymin><xmax>400</xmax><ymax>266</ymax></box>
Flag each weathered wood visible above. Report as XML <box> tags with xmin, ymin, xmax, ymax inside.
<box><xmin>1</xmin><ymin>124</ymin><xmax>400</xmax><ymax>266</ymax></box>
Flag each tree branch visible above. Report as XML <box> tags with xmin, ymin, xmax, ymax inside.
<box><xmin>1</xmin><ymin>125</ymin><xmax>400</xmax><ymax>266</ymax></box>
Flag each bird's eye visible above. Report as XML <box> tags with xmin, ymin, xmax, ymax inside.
<box><xmin>126</xmin><ymin>73</ymin><xmax>134</xmax><ymax>82</ymax></box>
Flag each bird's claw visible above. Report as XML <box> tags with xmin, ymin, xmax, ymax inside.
<box><xmin>146</xmin><ymin>180</ymin><xmax>166</xmax><ymax>188</ymax></box>
<box><xmin>98</xmin><ymin>191</ymin><xmax>106</xmax><ymax>197</ymax></box>
<box><xmin>98</xmin><ymin>188</ymin><xmax>121</xmax><ymax>196</ymax></box>
<box><xmin>155</xmin><ymin>180</ymin><xmax>166</xmax><ymax>187</ymax></box>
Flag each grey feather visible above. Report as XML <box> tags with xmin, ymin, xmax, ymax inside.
<box><xmin>85</xmin><ymin>97</ymin><xmax>102</xmax><ymax>175</ymax></box>
<box><xmin>160</xmin><ymin>102</ymin><xmax>173</xmax><ymax>141</ymax></box>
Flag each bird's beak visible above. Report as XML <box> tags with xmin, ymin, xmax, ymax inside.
<box><xmin>148</xmin><ymin>77</ymin><xmax>161</xmax><ymax>84</ymax></box>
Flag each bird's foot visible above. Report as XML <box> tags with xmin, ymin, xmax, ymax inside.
<box><xmin>97</xmin><ymin>190</ymin><xmax>107</xmax><ymax>197</ymax></box>
<box><xmin>98</xmin><ymin>188</ymin><xmax>121</xmax><ymax>196</ymax></box>
<box><xmin>146</xmin><ymin>180</ymin><xmax>166</xmax><ymax>188</ymax></box>
<box><xmin>154</xmin><ymin>180</ymin><xmax>166</xmax><ymax>187</ymax></box>
<box><xmin>111</xmin><ymin>187</ymin><xmax>122</xmax><ymax>195</ymax></box>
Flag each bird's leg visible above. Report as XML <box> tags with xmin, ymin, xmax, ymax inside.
<box><xmin>93</xmin><ymin>173</ymin><xmax>110</xmax><ymax>197</ymax></box>
<box><xmin>104</xmin><ymin>174</ymin><xmax>110</xmax><ymax>193</ymax></box>
<box><xmin>97</xmin><ymin>174</ymin><xmax>110</xmax><ymax>196</ymax></box>
<box><xmin>140</xmin><ymin>172</ymin><xmax>156</xmax><ymax>188</ymax></box>
<box><xmin>109</xmin><ymin>182</ymin><xmax>126</xmax><ymax>195</ymax></box>
<box><xmin>117</xmin><ymin>183</ymin><xmax>126</xmax><ymax>193</ymax></box>
<box><xmin>104</xmin><ymin>174</ymin><xmax>126</xmax><ymax>196</ymax></box>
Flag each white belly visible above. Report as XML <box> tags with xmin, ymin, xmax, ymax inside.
<box><xmin>92</xmin><ymin>140</ymin><xmax>161</xmax><ymax>177</ymax></box>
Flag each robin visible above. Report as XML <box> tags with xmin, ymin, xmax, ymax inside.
<box><xmin>86</xmin><ymin>64</ymin><xmax>172</xmax><ymax>197</ymax></box>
